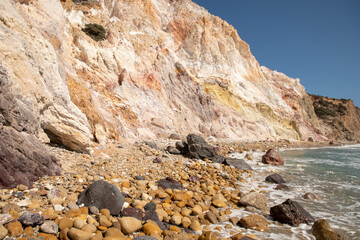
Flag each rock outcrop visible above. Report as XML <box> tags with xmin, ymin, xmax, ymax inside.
<box><xmin>0</xmin><ymin>62</ymin><xmax>62</xmax><ymax>189</ymax></box>
<box><xmin>311</xmin><ymin>94</ymin><xmax>360</xmax><ymax>142</ymax></box>
<box><xmin>1</xmin><ymin>0</ymin><xmax>350</xmax><ymax>155</ymax></box>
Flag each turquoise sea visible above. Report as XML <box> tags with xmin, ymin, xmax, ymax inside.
<box><xmin>220</xmin><ymin>144</ymin><xmax>360</xmax><ymax>239</ymax></box>
<box><xmin>279</xmin><ymin>144</ymin><xmax>360</xmax><ymax>239</ymax></box>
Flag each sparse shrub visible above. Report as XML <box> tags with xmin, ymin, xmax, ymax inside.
<box><xmin>82</xmin><ymin>23</ymin><xmax>106</xmax><ymax>42</ymax></box>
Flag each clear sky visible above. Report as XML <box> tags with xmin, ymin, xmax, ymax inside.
<box><xmin>192</xmin><ymin>0</ymin><xmax>360</xmax><ymax>107</ymax></box>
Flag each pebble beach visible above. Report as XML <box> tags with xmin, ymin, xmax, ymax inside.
<box><xmin>0</xmin><ymin>137</ymin><xmax>345</xmax><ymax>240</ymax></box>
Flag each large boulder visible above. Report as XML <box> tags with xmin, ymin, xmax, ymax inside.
<box><xmin>311</xmin><ymin>219</ymin><xmax>346</xmax><ymax>240</ymax></box>
<box><xmin>265</xmin><ymin>173</ymin><xmax>286</xmax><ymax>184</ymax></box>
<box><xmin>270</xmin><ymin>199</ymin><xmax>315</xmax><ymax>226</ymax></box>
<box><xmin>262</xmin><ymin>149</ymin><xmax>285</xmax><ymax>165</ymax></box>
<box><xmin>186</xmin><ymin>134</ymin><xmax>222</xmax><ymax>162</ymax></box>
<box><xmin>238</xmin><ymin>192</ymin><xmax>267</xmax><ymax>212</ymax></box>
<box><xmin>224</xmin><ymin>158</ymin><xmax>252</xmax><ymax>171</ymax></box>
<box><xmin>0</xmin><ymin>63</ymin><xmax>62</xmax><ymax>188</ymax></box>
<box><xmin>77</xmin><ymin>180</ymin><xmax>125</xmax><ymax>216</ymax></box>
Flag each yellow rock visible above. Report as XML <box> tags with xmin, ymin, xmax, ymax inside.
<box><xmin>5</xmin><ymin>221</ymin><xmax>22</xmax><ymax>237</ymax></box>
<box><xmin>189</xmin><ymin>220</ymin><xmax>201</xmax><ymax>231</ymax></box>
<box><xmin>212</xmin><ymin>200</ymin><xmax>227</xmax><ymax>208</ymax></box>
<box><xmin>143</xmin><ymin>222</ymin><xmax>162</xmax><ymax>236</ymax></box>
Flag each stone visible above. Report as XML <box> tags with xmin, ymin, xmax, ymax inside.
<box><xmin>144</xmin><ymin>202</ymin><xmax>156</xmax><ymax>211</ymax></box>
<box><xmin>188</xmin><ymin>175</ymin><xmax>201</xmax><ymax>183</ymax></box>
<box><xmin>40</xmin><ymin>221</ymin><xmax>58</xmax><ymax>234</ymax></box>
<box><xmin>58</xmin><ymin>217</ymin><xmax>73</xmax><ymax>230</ymax></box>
<box><xmin>73</xmin><ymin>219</ymin><xmax>86</xmax><ymax>229</ymax></box>
<box><xmin>239</xmin><ymin>214</ymin><xmax>269</xmax><ymax>231</ymax></box>
<box><xmin>0</xmin><ymin>214</ymin><xmax>11</xmax><ymax>225</ymax></box>
<box><xmin>133</xmin><ymin>237</ymin><xmax>158</xmax><ymax>240</ymax></box>
<box><xmin>262</xmin><ymin>149</ymin><xmax>285</xmax><ymax>165</ymax></box>
<box><xmin>99</xmin><ymin>215</ymin><xmax>112</xmax><ymax>227</ymax></box>
<box><xmin>67</xmin><ymin>202</ymin><xmax>79</xmax><ymax>210</ymax></box>
<box><xmin>100</xmin><ymin>209</ymin><xmax>111</xmax><ymax>217</ymax></box>
<box><xmin>77</xmin><ymin>180</ymin><xmax>125</xmax><ymax>216</ymax></box>
<box><xmin>143</xmin><ymin>222</ymin><xmax>162</xmax><ymax>236</ymax></box>
<box><xmin>0</xmin><ymin>225</ymin><xmax>8</xmax><ymax>240</ymax></box>
<box><xmin>265</xmin><ymin>173</ymin><xmax>286</xmax><ymax>184</ymax></box>
<box><xmin>224</xmin><ymin>158</ymin><xmax>253</xmax><ymax>171</ymax></box>
<box><xmin>38</xmin><ymin>233</ymin><xmax>58</xmax><ymax>240</ymax></box>
<box><xmin>182</xmin><ymin>217</ymin><xmax>191</xmax><ymax>228</ymax></box>
<box><xmin>121</xmin><ymin>207</ymin><xmax>143</xmax><ymax>220</ymax></box>
<box><xmin>171</xmin><ymin>214</ymin><xmax>182</xmax><ymax>225</ymax></box>
<box><xmin>156</xmin><ymin>177</ymin><xmax>184</xmax><ymax>190</ymax></box>
<box><xmin>166</xmin><ymin>146</ymin><xmax>181</xmax><ymax>155</ymax></box>
<box><xmin>205</xmin><ymin>211</ymin><xmax>218</xmax><ymax>224</ymax></box>
<box><xmin>275</xmin><ymin>184</ymin><xmax>290</xmax><ymax>191</ymax></box>
<box><xmin>192</xmin><ymin>205</ymin><xmax>202</xmax><ymax>215</ymax></box>
<box><xmin>67</xmin><ymin>228</ymin><xmax>95</xmax><ymax>240</ymax></box>
<box><xmin>105</xmin><ymin>228</ymin><xmax>125</xmax><ymax>237</ymax></box>
<box><xmin>199</xmin><ymin>231</ymin><xmax>218</xmax><ymax>240</ymax></box>
<box><xmin>311</xmin><ymin>219</ymin><xmax>346</xmax><ymax>240</ymax></box>
<box><xmin>303</xmin><ymin>192</ymin><xmax>320</xmax><ymax>201</ymax></box>
<box><xmin>229</xmin><ymin>217</ymin><xmax>239</xmax><ymax>226</ymax></box>
<box><xmin>19</xmin><ymin>211</ymin><xmax>45</xmax><ymax>226</ymax></box>
<box><xmin>119</xmin><ymin>217</ymin><xmax>142</xmax><ymax>234</ymax></box>
<box><xmin>238</xmin><ymin>192</ymin><xmax>267</xmax><ymax>212</ymax></box>
<box><xmin>135</xmin><ymin>176</ymin><xmax>145</xmax><ymax>180</ymax></box>
<box><xmin>23</xmin><ymin>226</ymin><xmax>34</xmax><ymax>236</ymax></box>
<box><xmin>212</xmin><ymin>200</ymin><xmax>227</xmax><ymax>208</ymax></box>
<box><xmin>270</xmin><ymin>199</ymin><xmax>315</xmax><ymax>226</ymax></box>
<box><xmin>5</xmin><ymin>221</ymin><xmax>22</xmax><ymax>236</ymax></box>
<box><xmin>230</xmin><ymin>232</ymin><xmax>243</xmax><ymax>240</ymax></box>
<box><xmin>81</xmin><ymin>224</ymin><xmax>97</xmax><ymax>233</ymax></box>
<box><xmin>169</xmin><ymin>133</ymin><xmax>181</xmax><ymax>140</ymax></box>
<box><xmin>89</xmin><ymin>206</ymin><xmax>99</xmax><ymax>214</ymax></box>
<box><xmin>47</xmin><ymin>188</ymin><xmax>60</xmax><ymax>199</ymax></box>
<box><xmin>189</xmin><ymin>220</ymin><xmax>201</xmax><ymax>231</ymax></box>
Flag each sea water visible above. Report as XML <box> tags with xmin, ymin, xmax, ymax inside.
<box><xmin>212</xmin><ymin>144</ymin><xmax>360</xmax><ymax>239</ymax></box>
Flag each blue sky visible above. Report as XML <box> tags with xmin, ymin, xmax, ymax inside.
<box><xmin>192</xmin><ymin>0</ymin><xmax>360</xmax><ymax>107</ymax></box>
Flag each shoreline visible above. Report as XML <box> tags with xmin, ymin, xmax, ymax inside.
<box><xmin>0</xmin><ymin>138</ymin><xmax>356</xmax><ymax>239</ymax></box>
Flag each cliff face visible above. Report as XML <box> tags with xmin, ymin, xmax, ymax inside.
<box><xmin>0</xmin><ymin>0</ymin><xmax>355</xmax><ymax>153</ymax></box>
<box><xmin>311</xmin><ymin>95</ymin><xmax>360</xmax><ymax>142</ymax></box>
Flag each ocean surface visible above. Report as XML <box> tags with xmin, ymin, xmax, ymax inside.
<box><xmin>213</xmin><ymin>144</ymin><xmax>360</xmax><ymax>239</ymax></box>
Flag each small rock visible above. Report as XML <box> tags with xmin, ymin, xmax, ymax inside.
<box><xmin>53</xmin><ymin>204</ymin><xmax>64</xmax><ymax>211</ymax></box>
<box><xmin>156</xmin><ymin>177</ymin><xmax>184</xmax><ymax>190</ymax></box>
<box><xmin>192</xmin><ymin>205</ymin><xmax>202</xmax><ymax>215</ymax></box>
<box><xmin>169</xmin><ymin>133</ymin><xmax>181</xmax><ymax>140</ymax></box>
<box><xmin>238</xmin><ymin>192</ymin><xmax>267</xmax><ymax>212</ymax></box>
<box><xmin>171</xmin><ymin>214</ymin><xmax>182</xmax><ymax>225</ymax></box>
<box><xmin>67</xmin><ymin>228</ymin><xmax>94</xmax><ymax>240</ymax></box>
<box><xmin>119</xmin><ymin>217</ymin><xmax>142</xmax><ymax>234</ymax></box>
<box><xmin>0</xmin><ymin>214</ymin><xmax>12</xmax><ymax>225</ymax></box>
<box><xmin>121</xmin><ymin>207</ymin><xmax>143</xmax><ymax>220</ymax></box>
<box><xmin>205</xmin><ymin>211</ymin><xmax>218</xmax><ymax>224</ymax></box>
<box><xmin>40</xmin><ymin>221</ymin><xmax>58</xmax><ymax>234</ymax></box>
<box><xmin>99</xmin><ymin>215</ymin><xmax>112</xmax><ymax>227</ymax></box>
<box><xmin>135</xmin><ymin>176</ymin><xmax>145</xmax><ymax>180</ymax></box>
<box><xmin>89</xmin><ymin>206</ymin><xmax>99</xmax><ymax>214</ymax></box>
<box><xmin>0</xmin><ymin>225</ymin><xmax>8</xmax><ymax>240</ymax></box>
<box><xmin>265</xmin><ymin>173</ymin><xmax>286</xmax><ymax>184</ymax></box>
<box><xmin>182</xmin><ymin>217</ymin><xmax>191</xmax><ymax>228</ymax></box>
<box><xmin>47</xmin><ymin>188</ymin><xmax>60</xmax><ymax>199</ymax></box>
<box><xmin>105</xmin><ymin>227</ymin><xmax>125</xmax><ymax>237</ymax></box>
<box><xmin>239</xmin><ymin>214</ymin><xmax>269</xmax><ymax>231</ymax></box>
<box><xmin>5</xmin><ymin>221</ymin><xmax>23</xmax><ymax>237</ymax></box>
<box><xmin>67</xmin><ymin>202</ymin><xmax>79</xmax><ymax>210</ymax></box>
<box><xmin>133</xmin><ymin>237</ymin><xmax>158</xmax><ymax>240</ymax></box>
<box><xmin>199</xmin><ymin>231</ymin><xmax>218</xmax><ymax>240</ymax></box>
<box><xmin>275</xmin><ymin>184</ymin><xmax>290</xmax><ymax>191</ymax></box>
<box><xmin>143</xmin><ymin>221</ymin><xmax>162</xmax><ymax>236</ymax></box>
<box><xmin>224</xmin><ymin>158</ymin><xmax>253</xmax><ymax>171</ymax></box>
<box><xmin>58</xmin><ymin>217</ymin><xmax>73</xmax><ymax>230</ymax></box>
<box><xmin>166</xmin><ymin>146</ymin><xmax>181</xmax><ymax>155</ymax></box>
<box><xmin>189</xmin><ymin>220</ymin><xmax>201</xmax><ymax>231</ymax></box>
<box><xmin>303</xmin><ymin>192</ymin><xmax>320</xmax><ymax>201</ymax></box>
<box><xmin>37</xmin><ymin>233</ymin><xmax>58</xmax><ymax>240</ymax></box>
<box><xmin>19</xmin><ymin>211</ymin><xmax>45</xmax><ymax>226</ymax></box>
<box><xmin>73</xmin><ymin>219</ymin><xmax>86</xmax><ymax>229</ymax></box>
<box><xmin>81</xmin><ymin>224</ymin><xmax>97</xmax><ymax>233</ymax></box>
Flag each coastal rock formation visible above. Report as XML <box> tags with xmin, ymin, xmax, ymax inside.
<box><xmin>265</xmin><ymin>173</ymin><xmax>286</xmax><ymax>184</ymax></box>
<box><xmin>311</xmin><ymin>95</ymin><xmax>360</xmax><ymax>142</ymax></box>
<box><xmin>0</xmin><ymin>63</ymin><xmax>62</xmax><ymax>189</ymax></box>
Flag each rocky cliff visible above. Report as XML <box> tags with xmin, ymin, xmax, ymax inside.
<box><xmin>0</xmin><ymin>0</ymin><xmax>357</xmax><ymax>155</ymax></box>
<box><xmin>311</xmin><ymin>95</ymin><xmax>360</xmax><ymax>142</ymax></box>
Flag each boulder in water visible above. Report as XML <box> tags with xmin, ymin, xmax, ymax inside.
<box><xmin>311</xmin><ymin>219</ymin><xmax>347</xmax><ymax>240</ymax></box>
<box><xmin>224</xmin><ymin>158</ymin><xmax>253</xmax><ymax>171</ymax></box>
<box><xmin>265</xmin><ymin>173</ymin><xmax>286</xmax><ymax>184</ymax></box>
<box><xmin>262</xmin><ymin>149</ymin><xmax>285</xmax><ymax>165</ymax></box>
<box><xmin>270</xmin><ymin>198</ymin><xmax>315</xmax><ymax>226</ymax></box>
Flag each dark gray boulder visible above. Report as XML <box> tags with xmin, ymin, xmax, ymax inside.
<box><xmin>270</xmin><ymin>199</ymin><xmax>315</xmax><ymax>226</ymax></box>
<box><xmin>77</xmin><ymin>180</ymin><xmax>125</xmax><ymax>216</ymax></box>
<box><xmin>265</xmin><ymin>173</ymin><xmax>286</xmax><ymax>184</ymax></box>
<box><xmin>224</xmin><ymin>158</ymin><xmax>252</xmax><ymax>171</ymax></box>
